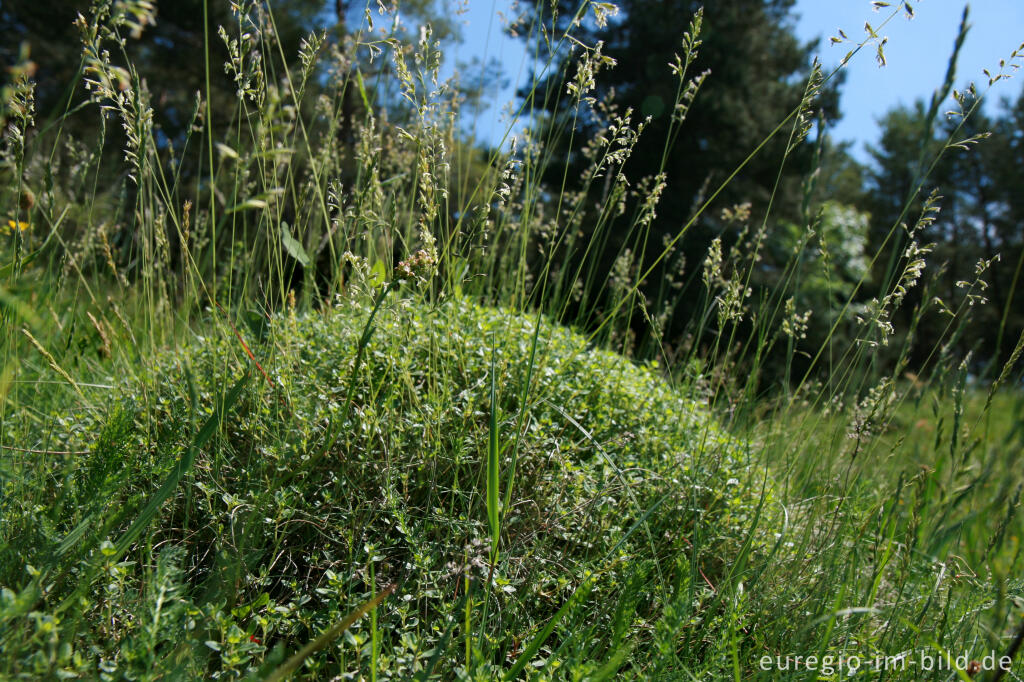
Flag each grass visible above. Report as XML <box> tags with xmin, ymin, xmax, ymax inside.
<box><xmin>2</xmin><ymin>295</ymin><xmax>765</xmax><ymax>678</ymax></box>
<box><xmin>1</xmin><ymin>0</ymin><xmax>1023</xmax><ymax>679</ymax></box>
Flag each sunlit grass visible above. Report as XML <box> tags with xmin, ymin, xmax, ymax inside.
<box><xmin>0</xmin><ymin>0</ymin><xmax>1021</xmax><ymax>679</ymax></box>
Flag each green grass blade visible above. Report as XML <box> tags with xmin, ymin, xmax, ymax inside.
<box><xmin>412</xmin><ymin>581</ymin><xmax>474</xmax><ymax>682</ymax></box>
<box><xmin>589</xmin><ymin>641</ymin><xmax>635</xmax><ymax>681</ymax></box>
<box><xmin>263</xmin><ymin>583</ymin><xmax>396</xmax><ymax>682</ymax></box>
<box><xmin>487</xmin><ymin>340</ymin><xmax>500</xmax><ymax>557</ymax></box>
<box><xmin>54</xmin><ymin>370</ymin><xmax>250</xmax><ymax>615</ymax></box>
<box><xmin>502</xmin><ymin>573</ymin><xmax>596</xmax><ymax>680</ymax></box>
<box><xmin>501</xmin><ymin>314</ymin><xmax>541</xmax><ymax>524</ymax></box>
<box><xmin>113</xmin><ymin>371</ymin><xmax>250</xmax><ymax>558</ymax></box>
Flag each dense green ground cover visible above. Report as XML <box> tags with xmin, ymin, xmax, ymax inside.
<box><xmin>1</xmin><ymin>296</ymin><xmax>769</xmax><ymax>678</ymax></box>
<box><xmin>2</xmin><ymin>294</ymin><xmax>1022</xmax><ymax>679</ymax></box>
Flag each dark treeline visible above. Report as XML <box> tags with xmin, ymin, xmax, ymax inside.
<box><xmin>0</xmin><ymin>0</ymin><xmax>465</xmax><ymax>301</ymax></box>
<box><xmin>517</xmin><ymin>0</ymin><xmax>1023</xmax><ymax>382</ymax></box>
<box><xmin>3</xmin><ymin>0</ymin><xmax>1021</xmax><ymax>385</ymax></box>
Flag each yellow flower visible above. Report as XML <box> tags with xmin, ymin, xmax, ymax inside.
<box><xmin>2</xmin><ymin>219</ymin><xmax>30</xmax><ymax>235</ymax></box>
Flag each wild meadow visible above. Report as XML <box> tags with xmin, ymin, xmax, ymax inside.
<box><xmin>0</xmin><ymin>0</ymin><xmax>1022</xmax><ymax>678</ymax></box>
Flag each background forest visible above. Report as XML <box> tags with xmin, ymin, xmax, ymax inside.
<box><xmin>5</xmin><ymin>0</ymin><xmax>1022</xmax><ymax>383</ymax></box>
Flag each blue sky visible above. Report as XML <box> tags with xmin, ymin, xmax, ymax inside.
<box><xmin>438</xmin><ymin>0</ymin><xmax>1024</xmax><ymax>161</ymax></box>
<box><xmin>798</xmin><ymin>0</ymin><xmax>1024</xmax><ymax>160</ymax></box>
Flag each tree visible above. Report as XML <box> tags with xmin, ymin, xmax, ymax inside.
<box><xmin>0</xmin><ymin>0</ymin><xmax>461</xmax><ymax>136</ymax></box>
<box><xmin>517</xmin><ymin>0</ymin><xmax>840</xmax><ymax>351</ymax></box>
<box><xmin>863</xmin><ymin>89</ymin><xmax>1024</xmax><ymax>373</ymax></box>
<box><xmin>1</xmin><ymin>0</ymin><xmax>329</xmax><ymax>141</ymax></box>
<box><xmin>1</xmin><ymin>0</ymin><xmax>470</xmax><ymax>301</ymax></box>
<box><xmin>985</xmin><ymin>90</ymin><xmax>1024</xmax><ymax>364</ymax></box>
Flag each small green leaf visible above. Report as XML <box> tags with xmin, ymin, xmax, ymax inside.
<box><xmin>281</xmin><ymin>222</ymin><xmax>310</xmax><ymax>267</ymax></box>
<box><xmin>354</xmin><ymin>68</ymin><xmax>371</xmax><ymax>111</ymax></box>
<box><xmin>369</xmin><ymin>260</ymin><xmax>387</xmax><ymax>287</ymax></box>
<box><xmin>225</xmin><ymin>198</ymin><xmax>268</xmax><ymax>214</ymax></box>
<box><xmin>215</xmin><ymin>142</ymin><xmax>238</xmax><ymax>160</ymax></box>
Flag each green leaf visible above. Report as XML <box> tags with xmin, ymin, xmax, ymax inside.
<box><xmin>354</xmin><ymin>68</ymin><xmax>371</xmax><ymax>112</ymax></box>
<box><xmin>225</xmin><ymin>198</ymin><xmax>269</xmax><ymax>214</ymax></box>
<box><xmin>369</xmin><ymin>260</ymin><xmax>387</xmax><ymax>288</ymax></box>
<box><xmin>280</xmin><ymin>221</ymin><xmax>310</xmax><ymax>267</ymax></box>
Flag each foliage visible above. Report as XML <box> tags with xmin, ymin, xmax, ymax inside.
<box><xmin>865</xmin><ymin>88</ymin><xmax>1024</xmax><ymax>372</ymax></box>
<box><xmin>1</xmin><ymin>0</ymin><xmax>1023</xmax><ymax>679</ymax></box>
<box><xmin>0</xmin><ymin>295</ymin><xmax>765</xmax><ymax>678</ymax></box>
<box><xmin>514</xmin><ymin>0</ymin><xmax>842</xmax><ymax>353</ymax></box>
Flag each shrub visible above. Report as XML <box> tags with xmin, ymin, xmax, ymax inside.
<box><xmin>0</xmin><ymin>295</ymin><xmax>768</xmax><ymax>679</ymax></box>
